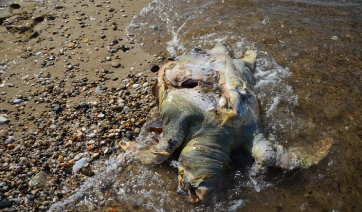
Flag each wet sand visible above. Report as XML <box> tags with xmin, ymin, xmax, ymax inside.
<box><xmin>0</xmin><ymin>0</ymin><xmax>157</xmax><ymax>211</ymax></box>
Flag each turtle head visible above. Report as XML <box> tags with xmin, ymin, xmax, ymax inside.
<box><xmin>177</xmin><ymin>167</ymin><xmax>215</xmax><ymax>203</ymax></box>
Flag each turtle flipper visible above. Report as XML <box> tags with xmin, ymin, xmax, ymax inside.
<box><xmin>274</xmin><ymin>137</ymin><xmax>333</xmax><ymax>169</ymax></box>
<box><xmin>147</xmin><ymin>92</ymin><xmax>204</xmax><ymax>164</ymax></box>
<box><xmin>251</xmin><ymin>134</ymin><xmax>333</xmax><ymax>171</ymax></box>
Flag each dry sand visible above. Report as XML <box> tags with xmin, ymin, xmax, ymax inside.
<box><xmin>0</xmin><ymin>0</ymin><xmax>167</xmax><ymax>211</ymax></box>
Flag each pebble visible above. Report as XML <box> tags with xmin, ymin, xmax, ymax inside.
<box><xmin>0</xmin><ymin>117</ymin><xmax>9</xmax><ymax>125</ymax></box>
<box><xmin>95</xmin><ymin>86</ymin><xmax>101</xmax><ymax>93</ymax></box>
<box><xmin>125</xmin><ymin>131</ymin><xmax>132</xmax><ymax>138</ymax></box>
<box><xmin>28</xmin><ymin>171</ymin><xmax>48</xmax><ymax>188</ymax></box>
<box><xmin>98</xmin><ymin>113</ymin><xmax>105</xmax><ymax>119</ymax></box>
<box><xmin>5</xmin><ymin>136</ymin><xmax>14</xmax><ymax>143</ymax></box>
<box><xmin>122</xmin><ymin>106</ymin><xmax>130</xmax><ymax>113</ymax></box>
<box><xmin>73</xmin><ymin>158</ymin><xmax>87</xmax><ymax>174</ymax></box>
<box><xmin>150</xmin><ymin>65</ymin><xmax>160</xmax><ymax>72</ymax></box>
<box><xmin>12</xmin><ymin>99</ymin><xmax>22</xmax><ymax>104</ymax></box>
<box><xmin>88</xmin><ymin>133</ymin><xmax>96</xmax><ymax>138</ymax></box>
<box><xmin>0</xmin><ymin>198</ymin><xmax>12</xmax><ymax>209</ymax></box>
<box><xmin>111</xmin><ymin>62</ymin><xmax>121</xmax><ymax>68</ymax></box>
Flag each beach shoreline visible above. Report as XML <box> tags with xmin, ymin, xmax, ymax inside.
<box><xmin>0</xmin><ymin>0</ymin><xmax>159</xmax><ymax>211</ymax></box>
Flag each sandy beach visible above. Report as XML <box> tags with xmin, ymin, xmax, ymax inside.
<box><xmin>0</xmin><ymin>0</ymin><xmax>159</xmax><ymax>211</ymax></box>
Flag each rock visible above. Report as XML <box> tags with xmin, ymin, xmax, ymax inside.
<box><xmin>125</xmin><ymin>131</ymin><xmax>133</xmax><ymax>138</ymax></box>
<box><xmin>133</xmin><ymin>128</ymin><xmax>140</xmax><ymax>134</ymax></box>
<box><xmin>150</xmin><ymin>65</ymin><xmax>160</xmax><ymax>73</ymax></box>
<box><xmin>87</xmin><ymin>133</ymin><xmax>96</xmax><ymax>138</ymax></box>
<box><xmin>52</xmin><ymin>105</ymin><xmax>63</xmax><ymax>114</ymax></box>
<box><xmin>68</xmin><ymin>42</ymin><xmax>76</xmax><ymax>48</ymax></box>
<box><xmin>122</xmin><ymin>106</ymin><xmax>130</xmax><ymax>113</ymax></box>
<box><xmin>73</xmin><ymin>158</ymin><xmax>87</xmax><ymax>174</ymax></box>
<box><xmin>0</xmin><ymin>117</ymin><xmax>9</xmax><ymax>125</ymax></box>
<box><xmin>12</xmin><ymin>99</ymin><xmax>22</xmax><ymax>104</ymax></box>
<box><xmin>0</xmin><ymin>198</ymin><xmax>12</xmax><ymax>209</ymax></box>
<box><xmin>119</xmin><ymin>45</ymin><xmax>129</xmax><ymax>52</ymax></box>
<box><xmin>98</xmin><ymin>113</ymin><xmax>105</xmax><ymax>119</ymax></box>
<box><xmin>5</xmin><ymin>136</ymin><xmax>14</xmax><ymax>143</ymax></box>
<box><xmin>29</xmin><ymin>171</ymin><xmax>48</xmax><ymax>188</ymax></box>
<box><xmin>111</xmin><ymin>62</ymin><xmax>121</xmax><ymax>68</ymax></box>
<box><xmin>9</xmin><ymin>3</ymin><xmax>20</xmax><ymax>9</ymax></box>
<box><xmin>95</xmin><ymin>86</ymin><xmax>101</xmax><ymax>93</ymax></box>
<box><xmin>81</xmin><ymin>166</ymin><xmax>95</xmax><ymax>176</ymax></box>
<box><xmin>331</xmin><ymin>36</ymin><xmax>339</xmax><ymax>41</ymax></box>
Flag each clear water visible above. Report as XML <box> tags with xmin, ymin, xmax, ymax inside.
<box><xmin>50</xmin><ymin>0</ymin><xmax>362</xmax><ymax>211</ymax></box>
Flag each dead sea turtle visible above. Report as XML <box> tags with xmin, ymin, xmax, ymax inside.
<box><xmin>120</xmin><ymin>44</ymin><xmax>332</xmax><ymax>203</ymax></box>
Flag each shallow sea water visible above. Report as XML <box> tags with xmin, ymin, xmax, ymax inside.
<box><xmin>50</xmin><ymin>0</ymin><xmax>362</xmax><ymax>211</ymax></box>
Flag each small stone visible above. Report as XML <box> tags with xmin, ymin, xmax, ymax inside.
<box><xmin>57</xmin><ymin>155</ymin><xmax>64</xmax><ymax>163</ymax></box>
<box><xmin>5</xmin><ymin>136</ymin><xmax>14</xmax><ymax>143</ymax></box>
<box><xmin>52</xmin><ymin>105</ymin><xmax>63</xmax><ymax>114</ymax></box>
<box><xmin>125</xmin><ymin>131</ymin><xmax>133</xmax><ymax>138</ymax></box>
<box><xmin>0</xmin><ymin>198</ymin><xmax>12</xmax><ymax>209</ymax></box>
<box><xmin>105</xmin><ymin>56</ymin><xmax>111</xmax><ymax>61</ymax></box>
<box><xmin>27</xmin><ymin>115</ymin><xmax>35</xmax><ymax>121</ymax></box>
<box><xmin>133</xmin><ymin>128</ymin><xmax>140</xmax><ymax>134</ymax></box>
<box><xmin>29</xmin><ymin>171</ymin><xmax>48</xmax><ymax>188</ymax></box>
<box><xmin>9</xmin><ymin>3</ymin><xmax>20</xmax><ymax>9</ymax></box>
<box><xmin>12</xmin><ymin>99</ymin><xmax>22</xmax><ymax>104</ymax></box>
<box><xmin>87</xmin><ymin>145</ymin><xmax>95</xmax><ymax>151</ymax></box>
<box><xmin>87</xmin><ymin>133</ymin><xmax>96</xmax><ymax>138</ymax></box>
<box><xmin>150</xmin><ymin>65</ymin><xmax>160</xmax><ymax>73</ymax></box>
<box><xmin>98</xmin><ymin>113</ymin><xmax>105</xmax><ymax>119</ymax></box>
<box><xmin>0</xmin><ymin>117</ymin><xmax>9</xmax><ymax>125</ymax></box>
<box><xmin>95</xmin><ymin>86</ymin><xmax>101</xmax><ymax>93</ymax></box>
<box><xmin>331</xmin><ymin>36</ymin><xmax>339</xmax><ymax>41</ymax></box>
<box><xmin>122</xmin><ymin>106</ymin><xmax>130</xmax><ymax>113</ymax></box>
<box><xmin>132</xmin><ymin>84</ymin><xmax>140</xmax><ymax>88</ymax></box>
<box><xmin>68</xmin><ymin>42</ymin><xmax>76</xmax><ymax>48</ymax></box>
<box><xmin>81</xmin><ymin>166</ymin><xmax>95</xmax><ymax>176</ymax></box>
<box><xmin>73</xmin><ymin>158</ymin><xmax>87</xmax><ymax>174</ymax></box>
<box><xmin>111</xmin><ymin>62</ymin><xmax>121</xmax><ymax>68</ymax></box>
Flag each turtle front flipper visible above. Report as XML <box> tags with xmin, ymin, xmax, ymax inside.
<box><xmin>146</xmin><ymin>91</ymin><xmax>204</xmax><ymax>164</ymax></box>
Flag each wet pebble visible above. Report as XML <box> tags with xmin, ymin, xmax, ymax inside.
<box><xmin>73</xmin><ymin>158</ymin><xmax>87</xmax><ymax>174</ymax></box>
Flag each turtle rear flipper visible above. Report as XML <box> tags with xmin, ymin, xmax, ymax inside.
<box><xmin>251</xmin><ymin>134</ymin><xmax>333</xmax><ymax>171</ymax></box>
